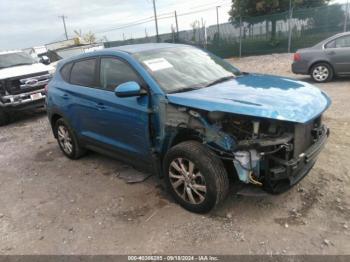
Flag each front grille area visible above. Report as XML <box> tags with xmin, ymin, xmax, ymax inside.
<box><xmin>4</xmin><ymin>71</ymin><xmax>50</xmax><ymax>95</ymax></box>
<box><xmin>293</xmin><ymin>117</ymin><xmax>321</xmax><ymax>158</ymax></box>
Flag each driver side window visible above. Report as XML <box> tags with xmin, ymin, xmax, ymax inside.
<box><xmin>99</xmin><ymin>57</ymin><xmax>142</xmax><ymax>91</ymax></box>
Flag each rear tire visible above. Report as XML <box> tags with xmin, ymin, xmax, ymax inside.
<box><xmin>0</xmin><ymin>109</ymin><xmax>9</xmax><ymax>126</ymax></box>
<box><xmin>54</xmin><ymin>118</ymin><xmax>86</xmax><ymax>159</ymax></box>
<box><xmin>310</xmin><ymin>63</ymin><xmax>333</xmax><ymax>83</ymax></box>
<box><xmin>163</xmin><ymin>141</ymin><xmax>229</xmax><ymax>213</ymax></box>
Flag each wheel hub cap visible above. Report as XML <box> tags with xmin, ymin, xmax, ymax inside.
<box><xmin>57</xmin><ymin>125</ymin><xmax>73</xmax><ymax>154</ymax></box>
<box><xmin>313</xmin><ymin>66</ymin><xmax>329</xmax><ymax>82</ymax></box>
<box><xmin>169</xmin><ymin>158</ymin><xmax>207</xmax><ymax>205</ymax></box>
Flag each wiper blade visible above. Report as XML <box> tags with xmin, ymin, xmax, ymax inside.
<box><xmin>168</xmin><ymin>86</ymin><xmax>203</xmax><ymax>94</ymax></box>
<box><xmin>205</xmin><ymin>75</ymin><xmax>235</xmax><ymax>87</ymax></box>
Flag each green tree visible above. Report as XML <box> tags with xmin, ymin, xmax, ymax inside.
<box><xmin>229</xmin><ymin>0</ymin><xmax>331</xmax><ymax>40</ymax></box>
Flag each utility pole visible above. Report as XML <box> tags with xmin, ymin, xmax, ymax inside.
<box><xmin>345</xmin><ymin>0</ymin><xmax>349</xmax><ymax>32</ymax></box>
<box><xmin>287</xmin><ymin>0</ymin><xmax>293</xmax><ymax>53</ymax></box>
<box><xmin>152</xmin><ymin>0</ymin><xmax>160</xmax><ymax>42</ymax></box>
<box><xmin>216</xmin><ymin>6</ymin><xmax>220</xmax><ymax>39</ymax></box>
<box><xmin>171</xmin><ymin>24</ymin><xmax>175</xmax><ymax>43</ymax></box>
<box><xmin>59</xmin><ymin>15</ymin><xmax>68</xmax><ymax>40</ymax></box>
<box><xmin>174</xmin><ymin>10</ymin><xmax>179</xmax><ymax>40</ymax></box>
<box><xmin>239</xmin><ymin>16</ymin><xmax>242</xmax><ymax>57</ymax></box>
<box><xmin>201</xmin><ymin>18</ymin><xmax>207</xmax><ymax>47</ymax></box>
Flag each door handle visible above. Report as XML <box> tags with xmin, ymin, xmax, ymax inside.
<box><xmin>61</xmin><ymin>94</ymin><xmax>69</xmax><ymax>100</ymax></box>
<box><xmin>95</xmin><ymin>102</ymin><xmax>106</xmax><ymax>110</ymax></box>
<box><xmin>327</xmin><ymin>51</ymin><xmax>336</xmax><ymax>55</ymax></box>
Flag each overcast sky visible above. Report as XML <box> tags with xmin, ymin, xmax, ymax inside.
<box><xmin>0</xmin><ymin>0</ymin><xmax>346</xmax><ymax>50</ymax></box>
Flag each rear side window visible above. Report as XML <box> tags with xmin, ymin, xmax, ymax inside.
<box><xmin>335</xmin><ymin>35</ymin><xmax>350</xmax><ymax>48</ymax></box>
<box><xmin>99</xmin><ymin>58</ymin><xmax>141</xmax><ymax>91</ymax></box>
<box><xmin>60</xmin><ymin>62</ymin><xmax>73</xmax><ymax>82</ymax></box>
<box><xmin>70</xmin><ymin>59</ymin><xmax>97</xmax><ymax>87</ymax></box>
<box><xmin>325</xmin><ymin>40</ymin><xmax>336</xmax><ymax>49</ymax></box>
<box><xmin>326</xmin><ymin>35</ymin><xmax>350</xmax><ymax>49</ymax></box>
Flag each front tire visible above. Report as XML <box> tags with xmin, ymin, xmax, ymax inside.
<box><xmin>54</xmin><ymin>118</ymin><xmax>86</xmax><ymax>159</ymax></box>
<box><xmin>163</xmin><ymin>141</ymin><xmax>229</xmax><ymax>213</ymax></box>
<box><xmin>310</xmin><ymin>63</ymin><xmax>333</xmax><ymax>83</ymax></box>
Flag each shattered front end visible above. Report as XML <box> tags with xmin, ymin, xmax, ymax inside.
<box><xmin>162</xmin><ymin>104</ymin><xmax>329</xmax><ymax>194</ymax></box>
<box><xmin>225</xmin><ymin>115</ymin><xmax>329</xmax><ymax>193</ymax></box>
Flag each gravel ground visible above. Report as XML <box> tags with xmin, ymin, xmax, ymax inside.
<box><xmin>0</xmin><ymin>53</ymin><xmax>349</xmax><ymax>255</ymax></box>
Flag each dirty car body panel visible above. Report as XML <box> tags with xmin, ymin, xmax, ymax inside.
<box><xmin>47</xmin><ymin>43</ymin><xmax>331</xmax><ymax>211</ymax></box>
<box><xmin>167</xmin><ymin>74</ymin><xmax>330</xmax><ymax>123</ymax></box>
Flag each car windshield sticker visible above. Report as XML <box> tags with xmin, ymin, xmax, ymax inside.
<box><xmin>144</xmin><ymin>58</ymin><xmax>173</xmax><ymax>71</ymax></box>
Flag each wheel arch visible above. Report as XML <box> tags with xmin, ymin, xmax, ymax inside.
<box><xmin>161</xmin><ymin>128</ymin><xmax>203</xmax><ymax>159</ymax></box>
<box><xmin>160</xmin><ymin>128</ymin><xmax>236</xmax><ymax>179</ymax></box>
<box><xmin>308</xmin><ymin>60</ymin><xmax>335</xmax><ymax>75</ymax></box>
<box><xmin>170</xmin><ymin>128</ymin><xmax>203</xmax><ymax>147</ymax></box>
<box><xmin>50</xmin><ymin>113</ymin><xmax>63</xmax><ymax>138</ymax></box>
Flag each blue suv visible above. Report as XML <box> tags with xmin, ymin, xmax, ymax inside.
<box><xmin>47</xmin><ymin>43</ymin><xmax>330</xmax><ymax>213</ymax></box>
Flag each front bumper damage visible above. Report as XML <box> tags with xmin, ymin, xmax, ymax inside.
<box><xmin>263</xmin><ymin>125</ymin><xmax>329</xmax><ymax>193</ymax></box>
<box><xmin>161</xmin><ymin>103</ymin><xmax>329</xmax><ymax>194</ymax></box>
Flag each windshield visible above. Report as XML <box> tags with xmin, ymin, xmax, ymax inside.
<box><xmin>133</xmin><ymin>46</ymin><xmax>241</xmax><ymax>93</ymax></box>
<box><xmin>0</xmin><ymin>52</ymin><xmax>36</xmax><ymax>69</ymax></box>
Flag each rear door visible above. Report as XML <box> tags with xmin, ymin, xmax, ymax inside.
<box><xmin>324</xmin><ymin>35</ymin><xmax>350</xmax><ymax>75</ymax></box>
<box><xmin>66</xmin><ymin>57</ymin><xmax>101</xmax><ymax>135</ymax></box>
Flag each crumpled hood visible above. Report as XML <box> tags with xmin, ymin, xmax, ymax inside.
<box><xmin>0</xmin><ymin>63</ymin><xmax>55</xmax><ymax>80</ymax></box>
<box><xmin>167</xmin><ymin>74</ymin><xmax>331</xmax><ymax>123</ymax></box>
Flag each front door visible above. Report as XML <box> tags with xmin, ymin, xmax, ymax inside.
<box><xmin>90</xmin><ymin>57</ymin><xmax>152</xmax><ymax>162</ymax></box>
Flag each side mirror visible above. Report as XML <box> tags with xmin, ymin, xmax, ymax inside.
<box><xmin>114</xmin><ymin>81</ymin><xmax>142</xmax><ymax>98</ymax></box>
<box><xmin>40</xmin><ymin>55</ymin><xmax>51</xmax><ymax>65</ymax></box>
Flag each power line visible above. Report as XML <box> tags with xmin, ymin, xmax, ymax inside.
<box><xmin>156</xmin><ymin>0</ymin><xmax>230</xmax><ymax>14</ymax></box>
<box><xmin>94</xmin><ymin>2</ymin><xmax>231</xmax><ymax>35</ymax></box>
<box><xmin>175</xmin><ymin>5</ymin><xmax>228</xmax><ymax>18</ymax></box>
<box><xmin>96</xmin><ymin>17</ymin><xmax>155</xmax><ymax>34</ymax></box>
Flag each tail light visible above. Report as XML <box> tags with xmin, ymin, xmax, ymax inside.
<box><xmin>293</xmin><ymin>53</ymin><xmax>301</xmax><ymax>62</ymax></box>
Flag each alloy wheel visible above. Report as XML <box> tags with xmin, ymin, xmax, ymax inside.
<box><xmin>57</xmin><ymin>125</ymin><xmax>73</xmax><ymax>155</ymax></box>
<box><xmin>169</xmin><ymin>158</ymin><xmax>207</xmax><ymax>205</ymax></box>
<box><xmin>312</xmin><ymin>66</ymin><xmax>329</xmax><ymax>82</ymax></box>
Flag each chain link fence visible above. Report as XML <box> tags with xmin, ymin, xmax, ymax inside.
<box><xmin>104</xmin><ymin>3</ymin><xmax>350</xmax><ymax>58</ymax></box>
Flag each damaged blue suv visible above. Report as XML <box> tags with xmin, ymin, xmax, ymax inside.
<box><xmin>46</xmin><ymin>44</ymin><xmax>331</xmax><ymax>213</ymax></box>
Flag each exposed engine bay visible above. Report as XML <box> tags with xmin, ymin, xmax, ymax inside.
<box><xmin>163</xmin><ymin>104</ymin><xmax>329</xmax><ymax>193</ymax></box>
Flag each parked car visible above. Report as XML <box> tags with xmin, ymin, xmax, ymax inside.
<box><xmin>0</xmin><ymin>50</ymin><xmax>55</xmax><ymax>125</ymax></box>
<box><xmin>47</xmin><ymin>44</ymin><xmax>331</xmax><ymax>213</ymax></box>
<box><xmin>292</xmin><ymin>32</ymin><xmax>350</xmax><ymax>82</ymax></box>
